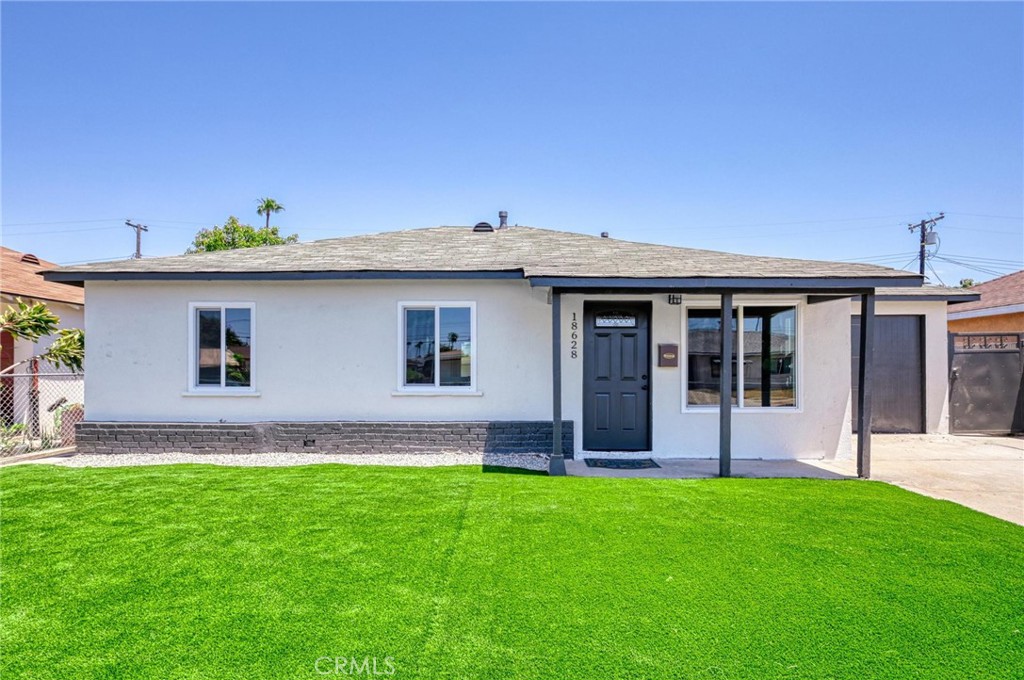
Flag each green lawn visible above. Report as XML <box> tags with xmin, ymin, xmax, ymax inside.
<box><xmin>1</xmin><ymin>464</ymin><xmax>1022</xmax><ymax>679</ymax></box>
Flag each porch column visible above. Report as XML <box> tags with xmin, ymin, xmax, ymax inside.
<box><xmin>855</xmin><ymin>291</ymin><xmax>876</xmax><ymax>479</ymax></box>
<box><xmin>549</xmin><ymin>290</ymin><xmax>566</xmax><ymax>476</ymax></box>
<box><xmin>719</xmin><ymin>294</ymin><xmax>733</xmax><ymax>477</ymax></box>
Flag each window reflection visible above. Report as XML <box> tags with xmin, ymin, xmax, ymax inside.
<box><xmin>225</xmin><ymin>308</ymin><xmax>251</xmax><ymax>387</ymax></box>
<box><xmin>439</xmin><ymin>307</ymin><xmax>472</xmax><ymax>387</ymax></box>
<box><xmin>197</xmin><ymin>309</ymin><xmax>222</xmax><ymax>386</ymax></box>
<box><xmin>405</xmin><ymin>309</ymin><xmax>435</xmax><ymax>385</ymax></box>
<box><xmin>686</xmin><ymin>309</ymin><xmax>738</xmax><ymax>406</ymax></box>
<box><xmin>742</xmin><ymin>307</ymin><xmax>796</xmax><ymax>407</ymax></box>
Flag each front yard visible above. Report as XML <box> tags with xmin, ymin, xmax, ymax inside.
<box><xmin>1</xmin><ymin>464</ymin><xmax>1021</xmax><ymax>679</ymax></box>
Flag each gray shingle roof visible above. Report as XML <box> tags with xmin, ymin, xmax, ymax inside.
<box><xmin>874</xmin><ymin>286</ymin><xmax>981</xmax><ymax>301</ymax></box>
<box><xmin>44</xmin><ymin>225</ymin><xmax>920</xmax><ymax>281</ymax></box>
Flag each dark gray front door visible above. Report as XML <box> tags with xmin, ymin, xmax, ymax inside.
<box><xmin>852</xmin><ymin>314</ymin><xmax>925</xmax><ymax>433</ymax></box>
<box><xmin>583</xmin><ymin>302</ymin><xmax>651</xmax><ymax>451</ymax></box>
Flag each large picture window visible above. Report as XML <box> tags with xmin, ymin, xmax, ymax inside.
<box><xmin>400</xmin><ymin>303</ymin><xmax>475</xmax><ymax>390</ymax></box>
<box><xmin>190</xmin><ymin>303</ymin><xmax>254</xmax><ymax>391</ymax></box>
<box><xmin>686</xmin><ymin>304</ymin><xmax>797</xmax><ymax>409</ymax></box>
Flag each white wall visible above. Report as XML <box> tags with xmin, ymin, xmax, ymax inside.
<box><xmin>86</xmin><ymin>280</ymin><xmax>936</xmax><ymax>459</ymax></box>
<box><xmin>84</xmin><ymin>280</ymin><xmax>554</xmax><ymax>422</ymax></box>
<box><xmin>559</xmin><ymin>294</ymin><xmax>852</xmax><ymax>460</ymax></box>
<box><xmin>851</xmin><ymin>299</ymin><xmax>951</xmax><ymax>434</ymax></box>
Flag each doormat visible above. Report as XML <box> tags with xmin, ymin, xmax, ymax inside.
<box><xmin>584</xmin><ymin>458</ymin><xmax>660</xmax><ymax>469</ymax></box>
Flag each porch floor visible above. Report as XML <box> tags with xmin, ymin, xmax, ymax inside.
<box><xmin>565</xmin><ymin>458</ymin><xmax>848</xmax><ymax>480</ymax></box>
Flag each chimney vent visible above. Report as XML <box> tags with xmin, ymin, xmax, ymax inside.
<box><xmin>473</xmin><ymin>222</ymin><xmax>494</xmax><ymax>233</ymax></box>
<box><xmin>600</xmin><ymin>232</ymin><xmax>609</xmax><ymax>238</ymax></box>
<box><xmin>498</xmin><ymin>211</ymin><xmax>508</xmax><ymax>228</ymax></box>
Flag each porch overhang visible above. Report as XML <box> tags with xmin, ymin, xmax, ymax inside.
<box><xmin>546</xmin><ymin>280</ymin><xmax>882</xmax><ymax>479</ymax></box>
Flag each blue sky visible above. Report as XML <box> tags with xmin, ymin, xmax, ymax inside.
<box><xmin>3</xmin><ymin>2</ymin><xmax>1021</xmax><ymax>284</ymax></box>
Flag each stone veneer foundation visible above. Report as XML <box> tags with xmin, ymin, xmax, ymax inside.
<box><xmin>75</xmin><ymin>421</ymin><xmax>574</xmax><ymax>458</ymax></box>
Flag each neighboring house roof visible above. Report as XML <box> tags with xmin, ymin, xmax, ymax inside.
<box><xmin>0</xmin><ymin>247</ymin><xmax>84</xmax><ymax>306</ymax></box>
<box><xmin>946</xmin><ymin>271</ymin><xmax>1024</xmax><ymax>318</ymax></box>
<box><xmin>43</xmin><ymin>226</ymin><xmax>921</xmax><ymax>288</ymax></box>
<box><xmin>688</xmin><ymin>330</ymin><xmax>793</xmax><ymax>354</ymax></box>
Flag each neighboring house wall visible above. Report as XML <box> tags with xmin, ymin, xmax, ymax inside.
<box><xmin>851</xmin><ymin>299</ymin><xmax>951</xmax><ymax>434</ymax></box>
<box><xmin>0</xmin><ymin>297</ymin><xmax>84</xmax><ymax>444</ymax></box>
<box><xmin>948</xmin><ymin>312</ymin><xmax>1024</xmax><ymax>333</ymax></box>
<box><xmin>7</xmin><ymin>299</ymin><xmax>84</xmax><ymax>366</ymax></box>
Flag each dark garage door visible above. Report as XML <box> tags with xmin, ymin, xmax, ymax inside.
<box><xmin>851</xmin><ymin>315</ymin><xmax>925</xmax><ymax>433</ymax></box>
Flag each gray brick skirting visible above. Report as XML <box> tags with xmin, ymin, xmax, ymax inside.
<box><xmin>74</xmin><ymin>421</ymin><xmax>575</xmax><ymax>457</ymax></box>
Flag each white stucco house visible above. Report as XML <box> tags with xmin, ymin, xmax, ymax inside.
<box><xmin>43</xmin><ymin>221</ymin><xmax>975</xmax><ymax>476</ymax></box>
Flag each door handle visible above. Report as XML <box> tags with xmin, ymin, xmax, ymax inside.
<box><xmin>641</xmin><ymin>374</ymin><xmax>648</xmax><ymax>380</ymax></box>
<box><xmin>641</xmin><ymin>385</ymin><xmax>648</xmax><ymax>391</ymax></box>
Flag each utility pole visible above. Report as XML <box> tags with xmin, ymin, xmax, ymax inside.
<box><xmin>125</xmin><ymin>220</ymin><xmax>149</xmax><ymax>259</ymax></box>
<box><xmin>907</xmin><ymin>213</ymin><xmax>944</xmax><ymax>276</ymax></box>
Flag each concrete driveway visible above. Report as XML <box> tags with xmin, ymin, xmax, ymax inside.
<box><xmin>825</xmin><ymin>434</ymin><xmax>1024</xmax><ymax>525</ymax></box>
<box><xmin>566</xmin><ymin>434</ymin><xmax>1023</xmax><ymax>525</ymax></box>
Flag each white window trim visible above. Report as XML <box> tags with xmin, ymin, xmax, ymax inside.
<box><xmin>187</xmin><ymin>302</ymin><xmax>257</xmax><ymax>395</ymax></box>
<box><xmin>396</xmin><ymin>301</ymin><xmax>477</xmax><ymax>394</ymax></box>
<box><xmin>681</xmin><ymin>298</ymin><xmax>803</xmax><ymax>413</ymax></box>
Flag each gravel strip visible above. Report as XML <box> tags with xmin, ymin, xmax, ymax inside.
<box><xmin>34</xmin><ymin>451</ymin><xmax>550</xmax><ymax>471</ymax></box>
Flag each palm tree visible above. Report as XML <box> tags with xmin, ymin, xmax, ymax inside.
<box><xmin>256</xmin><ymin>197</ymin><xmax>285</xmax><ymax>230</ymax></box>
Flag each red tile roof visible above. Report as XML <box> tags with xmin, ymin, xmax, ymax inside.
<box><xmin>0</xmin><ymin>247</ymin><xmax>84</xmax><ymax>305</ymax></box>
<box><xmin>950</xmin><ymin>270</ymin><xmax>1024</xmax><ymax>313</ymax></box>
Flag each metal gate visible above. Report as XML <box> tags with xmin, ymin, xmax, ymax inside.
<box><xmin>949</xmin><ymin>333</ymin><xmax>1024</xmax><ymax>434</ymax></box>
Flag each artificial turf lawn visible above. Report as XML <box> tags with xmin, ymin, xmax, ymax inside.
<box><xmin>1</xmin><ymin>465</ymin><xmax>1022</xmax><ymax>679</ymax></box>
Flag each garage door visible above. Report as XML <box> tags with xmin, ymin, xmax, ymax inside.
<box><xmin>851</xmin><ymin>315</ymin><xmax>925</xmax><ymax>433</ymax></box>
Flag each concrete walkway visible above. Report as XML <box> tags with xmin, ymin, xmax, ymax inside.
<box><xmin>565</xmin><ymin>457</ymin><xmax>851</xmax><ymax>480</ymax></box>
<box><xmin>567</xmin><ymin>434</ymin><xmax>1024</xmax><ymax>525</ymax></box>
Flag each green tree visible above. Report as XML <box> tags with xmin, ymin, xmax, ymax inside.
<box><xmin>959</xmin><ymin>278</ymin><xmax>975</xmax><ymax>288</ymax></box>
<box><xmin>256</xmin><ymin>197</ymin><xmax>285</xmax><ymax>230</ymax></box>
<box><xmin>0</xmin><ymin>299</ymin><xmax>85</xmax><ymax>372</ymax></box>
<box><xmin>187</xmin><ymin>216</ymin><xmax>298</xmax><ymax>254</ymax></box>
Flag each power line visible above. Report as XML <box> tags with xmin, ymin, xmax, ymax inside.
<box><xmin>899</xmin><ymin>255</ymin><xmax>921</xmax><ymax>271</ymax></box>
<box><xmin>944</xmin><ymin>212</ymin><xmax>1024</xmax><ymax>221</ymax></box>
<box><xmin>0</xmin><ymin>218</ymin><xmax>122</xmax><ymax>228</ymax></box>
<box><xmin>837</xmin><ymin>252</ymin><xmax>917</xmax><ymax>262</ymax></box>
<box><xmin>941</xmin><ymin>225</ymin><xmax>1021</xmax><ymax>235</ymax></box>
<box><xmin>941</xmin><ymin>256</ymin><xmax>1019</xmax><ymax>271</ymax></box>
<box><xmin>56</xmin><ymin>255</ymin><xmax>134</xmax><ymax>265</ymax></box>
<box><xmin>941</xmin><ymin>253</ymin><xmax>1022</xmax><ymax>266</ymax></box>
<box><xmin>3</xmin><ymin>225</ymin><xmax>124</xmax><ymax>236</ymax></box>
<box><xmin>926</xmin><ymin>260</ymin><xmax>947</xmax><ymax>286</ymax></box>
<box><xmin>933</xmin><ymin>255</ymin><xmax>1010</xmax><ymax>277</ymax></box>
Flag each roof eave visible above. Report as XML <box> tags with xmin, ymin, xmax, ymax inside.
<box><xmin>528</xmin><ymin>275</ymin><xmax>924</xmax><ymax>291</ymax></box>
<box><xmin>41</xmin><ymin>269</ymin><xmax>527</xmax><ymax>284</ymax></box>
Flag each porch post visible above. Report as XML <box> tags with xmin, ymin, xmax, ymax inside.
<box><xmin>719</xmin><ymin>294</ymin><xmax>733</xmax><ymax>477</ymax></box>
<box><xmin>856</xmin><ymin>291</ymin><xmax>875</xmax><ymax>479</ymax></box>
<box><xmin>549</xmin><ymin>290</ymin><xmax>566</xmax><ymax>476</ymax></box>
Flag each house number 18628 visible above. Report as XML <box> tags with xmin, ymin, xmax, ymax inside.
<box><xmin>570</xmin><ymin>313</ymin><xmax>579</xmax><ymax>359</ymax></box>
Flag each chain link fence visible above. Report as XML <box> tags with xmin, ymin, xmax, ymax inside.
<box><xmin>0</xmin><ymin>359</ymin><xmax>84</xmax><ymax>456</ymax></box>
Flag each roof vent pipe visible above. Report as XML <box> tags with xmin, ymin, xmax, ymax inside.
<box><xmin>498</xmin><ymin>211</ymin><xmax>508</xmax><ymax>228</ymax></box>
<box><xmin>600</xmin><ymin>232</ymin><xmax>609</xmax><ymax>238</ymax></box>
